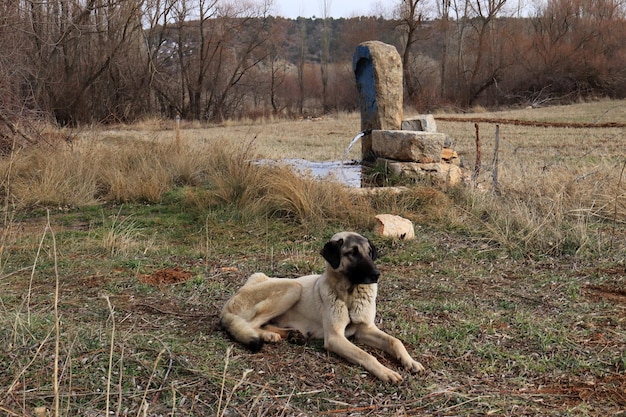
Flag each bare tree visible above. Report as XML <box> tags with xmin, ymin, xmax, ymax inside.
<box><xmin>320</xmin><ymin>0</ymin><xmax>332</xmax><ymax>112</ymax></box>
<box><xmin>297</xmin><ymin>16</ymin><xmax>307</xmax><ymax>115</ymax></box>
<box><xmin>143</xmin><ymin>0</ymin><xmax>179</xmax><ymax>116</ymax></box>
<box><xmin>468</xmin><ymin>0</ymin><xmax>507</xmax><ymax>102</ymax></box>
<box><xmin>522</xmin><ymin>0</ymin><xmax>626</xmax><ymax>101</ymax></box>
<box><xmin>396</xmin><ymin>0</ymin><xmax>423</xmax><ymax>101</ymax></box>
<box><xmin>266</xmin><ymin>18</ymin><xmax>290</xmax><ymax>115</ymax></box>
<box><xmin>446</xmin><ymin>0</ymin><xmax>510</xmax><ymax>106</ymax></box>
<box><xmin>14</xmin><ymin>0</ymin><xmax>150</xmax><ymax>124</ymax></box>
<box><xmin>148</xmin><ymin>0</ymin><xmax>273</xmax><ymax>121</ymax></box>
<box><xmin>437</xmin><ymin>0</ymin><xmax>451</xmax><ymax>97</ymax></box>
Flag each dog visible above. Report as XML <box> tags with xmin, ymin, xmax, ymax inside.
<box><xmin>220</xmin><ymin>231</ymin><xmax>424</xmax><ymax>383</ymax></box>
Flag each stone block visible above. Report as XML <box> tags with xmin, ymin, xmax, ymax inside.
<box><xmin>371</xmin><ymin>130</ymin><xmax>444</xmax><ymax>163</ymax></box>
<box><xmin>374</xmin><ymin>214</ymin><xmax>415</xmax><ymax>240</ymax></box>
<box><xmin>402</xmin><ymin>115</ymin><xmax>437</xmax><ymax>132</ymax></box>
<box><xmin>441</xmin><ymin>148</ymin><xmax>460</xmax><ymax>165</ymax></box>
<box><xmin>354</xmin><ymin>41</ymin><xmax>403</xmax><ymax>134</ymax></box>
<box><xmin>380</xmin><ymin>159</ymin><xmax>464</xmax><ymax>186</ymax></box>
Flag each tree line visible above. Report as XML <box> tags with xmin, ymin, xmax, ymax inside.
<box><xmin>1</xmin><ymin>0</ymin><xmax>625</xmax><ymax>128</ymax></box>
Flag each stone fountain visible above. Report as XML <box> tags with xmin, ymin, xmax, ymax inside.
<box><xmin>353</xmin><ymin>41</ymin><xmax>463</xmax><ymax>187</ymax></box>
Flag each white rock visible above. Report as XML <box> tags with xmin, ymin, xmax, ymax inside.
<box><xmin>374</xmin><ymin>214</ymin><xmax>415</xmax><ymax>240</ymax></box>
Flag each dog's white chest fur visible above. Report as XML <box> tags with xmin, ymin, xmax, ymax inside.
<box><xmin>347</xmin><ymin>284</ymin><xmax>377</xmax><ymax>323</ymax></box>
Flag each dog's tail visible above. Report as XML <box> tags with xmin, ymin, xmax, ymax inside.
<box><xmin>219</xmin><ymin>310</ymin><xmax>264</xmax><ymax>353</ymax></box>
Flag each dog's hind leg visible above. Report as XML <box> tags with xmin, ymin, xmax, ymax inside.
<box><xmin>247</xmin><ymin>282</ymin><xmax>302</xmax><ymax>341</ymax></box>
<box><xmin>221</xmin><ymin>277</ymin><xmax>302</xmax><ymax>351</ymax></box>
<box><xmin>244</xmin><ymin>272</ymin><xmax>271</xmax><ymax>285</ymax></box>
<box><xmin>260</xmin><ymin>324</ymin><xmax>292</xmax><ymax>340</ymax></box>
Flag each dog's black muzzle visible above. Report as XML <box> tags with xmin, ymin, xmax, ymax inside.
<box><xmin>348</xmin><ymin>261</ymin><xmax>380</xmax><ymax>285</ymax></box>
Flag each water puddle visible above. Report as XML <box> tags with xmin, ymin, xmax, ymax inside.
<box><xmin>257</xmin><ymin>158</ymin><xmax>363</xmax><ymax>188</ymax></box>
<box><xmin>257</xmin><ymin>131</ymin><xmax>369</xmax><ymax>188</ymax></box>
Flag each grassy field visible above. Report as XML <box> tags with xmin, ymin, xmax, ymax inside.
<box><xmin>0</xmin><ymin>100</ymin><xmax>624</xmax><ymax>416</ymax></box>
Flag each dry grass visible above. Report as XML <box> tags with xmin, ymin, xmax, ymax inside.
<box><xmin>2</xmin><ymin>146</ymin><xmax>100</xmax><ymax>207</ymax></box>
<box><xmin>254</xmin><ymin>164</ymin><xmax>374</xmax><ymax>228</ymax></box>
<box><xmin>91</xmin><ymin>112</ymin><xmax>364</xmax><ymax>161</ymax></box>
<box><xmin>432</xmin><ymin>100</ymin><xmax>625</xmax><ymax>256</ymax></box>
<box><xmin>1</xmin><ymin>100</ymin><xmax>624</xmax><ymax>257</ymax></box>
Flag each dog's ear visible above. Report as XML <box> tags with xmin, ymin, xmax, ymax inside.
<box><xmin>368</xmin><ymin>239</ymin><xmax>379</xmax><ymax>261</ymax></box>
<box><xmin>321</xmin><ymin>238</ymin><xmax>343</xmax><ymax>269</ymax></box>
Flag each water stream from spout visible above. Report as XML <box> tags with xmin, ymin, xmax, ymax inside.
<box><xmin>341</xmin><ymin>130</ymin><xmax>366</xmax><ymax>166</ymax></box>
<box><xmin>338</xmin><ymin>131</ymin><xmax>366</xmax><ymax>185</ymax></box>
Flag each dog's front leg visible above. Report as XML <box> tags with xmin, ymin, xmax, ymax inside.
<box><xmin>354</xmin><ymin>324</ymin><xmax>425</xmax><ymax>373</ymax></box>
<box><xmin>324</xmin><ymin>329</ymin><xmax>403</xmax><ymax>383</ymax></box>
<box><xmin>323</xmin><ymin>304</ymin><xmax>402</xmax><ymax>383</ymax></box>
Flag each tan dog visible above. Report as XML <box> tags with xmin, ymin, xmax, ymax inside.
<box><xmin>220</xmin><ymin>232</ymin><xmax>424</xmax><ymax>383</ymax></box>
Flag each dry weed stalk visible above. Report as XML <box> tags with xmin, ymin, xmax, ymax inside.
<box><xmin>103</xmin><ymin>294</ymin><xmax>116</xmax><ymax>417</ymax></box>
<box><xmin>48</xmin><ymin>211</ymin><xmax>61</xmax><ymax>417</ymax></box>
<box><xmin>217</xmin><ymin>346</ymin><xmax>253</xmax><ymax>417</ymax></box>
<box><xmin>610</xmin><ymin>158</ymin><xmax>626</xmax><ymax>250</ymax></box>
<box><xmin>3</xmin><ymin>213</ymin><xmax>60</xmax><ymax>415</ymax></box>
<box><xmin>27</xmin><ymin>214</ymin><xmax>51</xmax><ymax>323</ymax></box>
<box><xmin>136</xmin><ymin>348</ymin><xmax>166</xmax><ymax>417</ymax></box>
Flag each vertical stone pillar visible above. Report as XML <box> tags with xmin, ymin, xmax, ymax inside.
<box><xmin>353</xmin><ymin>41</ymin><xmax>403</xmax><ymax>161</ymax></box>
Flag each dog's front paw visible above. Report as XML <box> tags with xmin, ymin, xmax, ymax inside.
<box><xmin>375</xmin><ymin>367</ymin><xmax>403</xmax><ymax>384</ymax></box>
<box><xmin>404</xmin><ymin>359</ymin><xmax>425</xmax><ymax>373</ymax></box>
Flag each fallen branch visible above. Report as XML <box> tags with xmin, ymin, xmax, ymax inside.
<box><xmin>321</xmin><ymin>405</ymin><xmax>377</xmax><ymax>414</ymax></box>
<box><xmin>0</xmin><ymin>112</ymin><xmax>37</xmax><ymax>145</ymax></box>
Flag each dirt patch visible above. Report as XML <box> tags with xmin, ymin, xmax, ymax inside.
<box><xmin>584</xmin><ymin>284</ymin><xmax>626</xmax><ymax>305</ymax></box>
<box><xmin>523</xmin><ymin>374</ymin><xmax>626</xmax><ymax>408</ymax></box>
<box><xmin>139</xmin><ymin>267</ymin><xmax>193</xmax><ymax>286</ymax></box>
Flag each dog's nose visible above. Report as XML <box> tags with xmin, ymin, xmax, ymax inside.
<box><xmin>367</xmin><ymin>268</ymin><xmax>380</xmax><ymax>283</ymax></box>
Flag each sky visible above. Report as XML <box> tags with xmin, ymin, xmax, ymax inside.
<box><xmin>272</xmin><ymin>0</ymin><xmax>383</xmax><ymax>19</ymax></box>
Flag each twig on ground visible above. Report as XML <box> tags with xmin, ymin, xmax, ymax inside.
<box><xmin>4</xmin><ymin>328</ymin><xmax>54</xmax><ymax>396</ymax></box>
<box><xmin>321</xmin><ymin>405</ymin><xmax>378</xmax><ymax>414</ymax></box>
<box><xmin>0</xmin><ymin>266</ymin><xmax>35</xmax><ymax>281</ymax></box>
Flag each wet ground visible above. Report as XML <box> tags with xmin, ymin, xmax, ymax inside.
<box><xmin>257</xmin><ymin>158</ymin><xmax>363</xmax><ymax>187</ymax></box>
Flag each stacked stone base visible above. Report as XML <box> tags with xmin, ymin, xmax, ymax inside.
<box><xmin>370</xmin><ymin>115</ymin><xmax>465</xmax><ymax>187</ymax></box>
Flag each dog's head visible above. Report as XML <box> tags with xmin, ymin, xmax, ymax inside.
<box><xmin>321</xmin><ymin>232</ymin><xmax>380</xmax><ymax>285</ymax></box>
